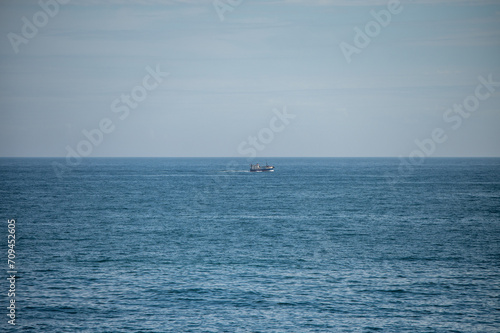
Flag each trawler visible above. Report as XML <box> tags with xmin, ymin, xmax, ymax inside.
<box><xmin>250</xmin><ymin>163</ymin><xmax>275</xmax><ymax>172</ymax></box>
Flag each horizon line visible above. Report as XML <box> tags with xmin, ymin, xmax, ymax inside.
<box><xmin>1</xmin><ymin>156</ymin><xmax>500</xmax><ymax>159</ymax></box>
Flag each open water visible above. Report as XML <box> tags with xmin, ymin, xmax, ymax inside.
<box><xmin>1</xmin><ymin>157</ymin><xmax>499</xmax><ymax>332</ymax></box>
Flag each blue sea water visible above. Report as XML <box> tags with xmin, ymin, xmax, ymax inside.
<box><xmin>1</xmin><ymin>157</ymin><xmax>500</xmax><ymax>332</ymax></box>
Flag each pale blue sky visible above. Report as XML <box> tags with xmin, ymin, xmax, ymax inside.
<box><xmin>1</xmin><ymin>0</ymin><xmax>499</xmax><ymax>157</ymax></box>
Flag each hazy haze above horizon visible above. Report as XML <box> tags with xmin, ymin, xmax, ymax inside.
<box><xmin>1</xmin><ymin>0</ymin><xmax>499</xmax><ymax>158</ymax></box>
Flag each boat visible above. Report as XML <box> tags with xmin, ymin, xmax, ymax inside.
<box><xmin>250</xmin><ymin>163</ymin><xmax>275</xmax><ymax>172</ymax></box>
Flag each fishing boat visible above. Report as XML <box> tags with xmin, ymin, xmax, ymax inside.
<box><xmin>250</xmin><ymin>163</ymin><xmax>275</xmax><ymax>172</ymax></box>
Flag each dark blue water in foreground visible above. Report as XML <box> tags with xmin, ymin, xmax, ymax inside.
<box><xmin>1</xmin><ymin>158</ymin><xmax>500</xmax><ymax>332</ymax></box>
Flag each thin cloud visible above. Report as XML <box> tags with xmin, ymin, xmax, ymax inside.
<box><xmin>274</xmin><ymin>0</ymin><xmax>500</xmax><ymax>5</ymax></box>
<box><xmin>35</xmin><ymin>0</ymin><xmax>500</xmax><ymax>6</ymax></box>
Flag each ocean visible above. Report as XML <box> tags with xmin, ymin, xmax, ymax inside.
<box><xmin>1</xmin><ymin>157</ymin><xmax>499</xmax><ymax>332</ymax></box>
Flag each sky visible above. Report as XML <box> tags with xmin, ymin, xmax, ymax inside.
<box><xmin>0</xmin><ymin>0</ymin><xmax>499</xmax><ymax>158</ymax></box>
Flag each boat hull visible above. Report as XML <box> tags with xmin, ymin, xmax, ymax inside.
<box><xmin>250</xmin><ymin>164</ymin><xmax>275</xmax><ymax>172</ymax></box>
<box><xmin>250</xmin><ymin>168</ymin><xmax>274</xmax><ymax>172</ymax></box>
